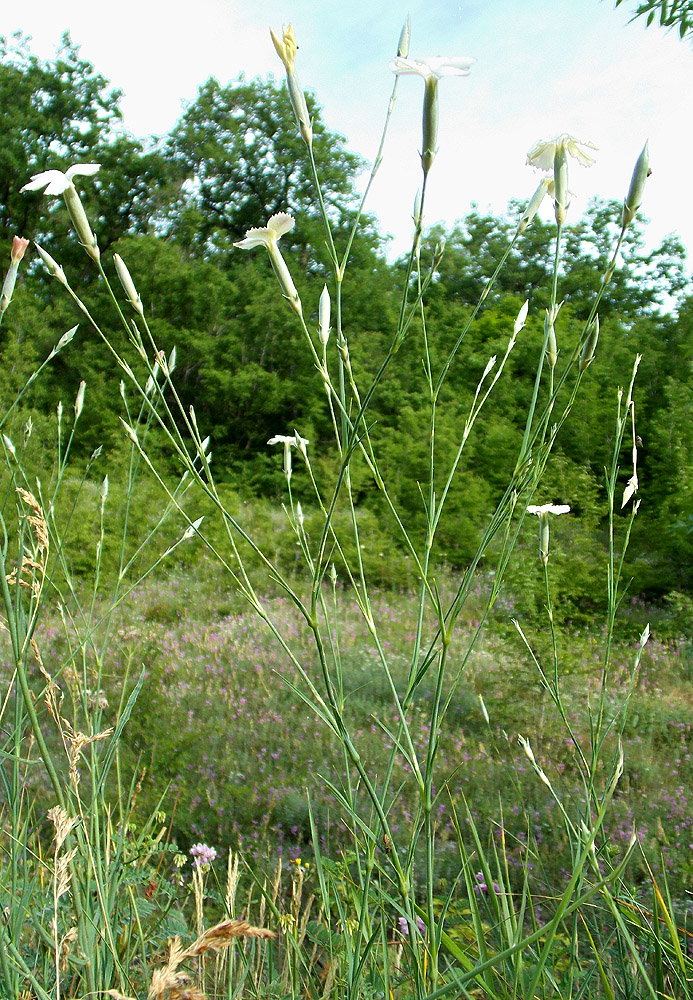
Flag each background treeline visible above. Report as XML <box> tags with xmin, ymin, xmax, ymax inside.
<box><xmin>2</xmin><ymin>31</ymin><xmax>693</xmax><ymax>617</ymax></box>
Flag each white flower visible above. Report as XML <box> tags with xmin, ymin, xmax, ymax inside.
<box><xmin>268</xmin><ymin>432</ymin><xmax>309</xmax><ymax>479</ymax></box>
<box><xmin>234</xmin><ymin>212</ymin><xmax>295</xmax><ymax>250</ymax></box>
<box><xmin>22</xmin><ymin>164</ymin><xmax>101</xmax><ymax>261</ymax></box>
<box><xmin>526</xmin><ymin>134</ymin><xmax>597</xmax><ymax>172</ymax></box>
<box><xmin>390</xmin><ymin>56</ymin><xmax>474</xmax><ymax>79</ymax></box>
<box><xmin>527</xmin><ymin>504</ymin><xmax>570</xmax><ymax>566</ymax></box>
<box><xmin>527</xmin><ymin>504</ymin><xmax>571</xmax><ymax>516</ymax></box>
<box><xmin>235</xmin><ymin>213</ymin><xmax>301</xmax><ymax>315</ymax></box>
<box><xmin>267</xmin><ymin>434</ymin><xmax>296</xmax><ymax>447</ymax></box>
<box><xmin>21</xmin><ymin>163</ymin><xmax>100</xmax><ymax>196</ymax></box>
<box><xmin>391</xmin><ymin>55</ymin><xmax>474</xmax><ymax>176</ymax></box>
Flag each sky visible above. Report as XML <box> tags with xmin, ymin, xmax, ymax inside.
<box><xmin>5</xmin><ymin>0</ymin><xmax>693</xmax><ymax>263</ymax></box>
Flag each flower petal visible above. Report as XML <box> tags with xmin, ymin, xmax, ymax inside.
<box><xmin>390</xmin><ymin>55</ymin><xmax>474</xmax><ymax>80</ymax></box>
<box><xmin>234</xmin><ymin>227</ymin><xmax>273</xmax><ymax>249</ymax></box>
<box><xmin>526</xmin><ymin>140</ymin><xmax>556</xmax><ymax>172</ymax></box>
<box><xmin>65</xmin><ymin>163</ymin><xmax>101</xmax><ymax>181</ymax></box>
<box><xmin>424</xmin><ymin>56</ymin><xmax>475</xmax><ymax>77</ymax></box>
<box><xmin>267</xmin><ymin>213</ymin><xmax>295</xmax><ymax>238</ymax></box>
<box><xmin>527</xmin><ymin>503</ymin><xmax>571</xmax><ymax>516</ymax></box>
<box><xmin>390</xmin><ymin>56</ymin><xmax>433</xmax><ymax>78</ymax></box>
<box><xmin>21</xmin><ymin>170</ymin><xmax>73</xmax><ymax>196</ymax></box>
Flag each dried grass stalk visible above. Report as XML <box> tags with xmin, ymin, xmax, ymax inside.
<box><xmin>147</xmin><ymin>921</ymin><xmax>275</xmax><ymax>999</ymax></box>
<box><xmin>183</xmin><ymin>919</ymin><xmax>276</xmax><ymax>958</ymax></box>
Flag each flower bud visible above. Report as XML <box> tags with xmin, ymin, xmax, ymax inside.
<box><xmin>74</xmin><ymin>380</ymin><xmax>86</xmax><ymax>421</ymax></box>
<box><xmin>318</xmin><ymin>284</ymin><xmax>330</xmax><ymax>345</ymax></box>
<box><xmin>432</xmin><ymin>237</ymin><xmax>446</xmax><ymax>269</ymax></box>
<box><xmin>553</xmin><ymin>145</ymin><xmax>569</xmax><ymax>224</ymax></box>
<box><xmin>114</xmin><ymin>253</ymin><xmax>143</xmax><ymax>315</ymax></box>
<box><xmin>421</xmin><ymin>77</ymin><xmax>439</xmax><ymax>176</ymax></box>
<box><xmin>622</xmin><ymin>141</ymin><xmax>650</xmax><ymax>228</ymax></box>
<box><xmin>518</xmin><ymin>177</ymin><xmax>551</xmax><ymax>234</ymax></box>
<box><xmin>11</xmin><ymin>236</ymin><xmax>29</xmax><ymax>265</ymax></box>
<box><xmin>397</xmin><ymin>14</ymin><xmax>411</xmax><ymax>58</ymax></box>
<box><xmin>544</xmin><ymin>310</ymin><xmax>558</xmax><ymax>368</ymax></box>
<box><xmin>1</xmin><ymin>237</ymin><xmax>31</xmax><ymax>316</ymax></box>
<box><xmin>514</xmin><ymin>300</ymin><xmax>529</xmax><ymax>337</ymax></box>
<box><xmin>580</xmin><ymin>315</ymin><xmax>600</xmax><ymax>372</ymax></box>
<box><xmin>35</xmin><ymin>244</ymin><xmax>68</xmax><ymax>287</ymax></box>
<box><xmin>270</xmin><ymin>24</ymin><xmax>312</xmax><ymax>146</ymax></box>
<box><xmin>63</xmin><ymin>186</ymin><xmax>99</xmax><ymax>262</ymax></box>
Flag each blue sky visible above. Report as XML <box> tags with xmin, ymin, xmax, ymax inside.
<box><xmin>6</xmin><ymin>0</ymin><xmax>693</xmax><ymax>263</ymax></box>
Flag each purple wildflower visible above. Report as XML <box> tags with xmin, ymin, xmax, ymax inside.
<box><xmin>190</xmin><ymin>842</ymin><xmax>217</xmax><ymax>867</ymax></box>
<box><xmin>474</xmin><ymin>871</ymin><xmax>500</xmax><ymax>894</ymax></box>
<box><xmin>397</xmin><ymin>915</ymin><xmax>426</xmax><ymax>936</ymax></box>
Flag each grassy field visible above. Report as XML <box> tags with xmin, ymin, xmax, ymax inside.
<box><xmin>21</xmin><ymin>559</ymin><xmax>692</xmax><ymax>901</ymax></box>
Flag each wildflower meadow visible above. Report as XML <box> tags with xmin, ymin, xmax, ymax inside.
<box><xmin>0</xmin><ymin>13</ymin><xmax>691</xmax><ymax>1000</ymax></box>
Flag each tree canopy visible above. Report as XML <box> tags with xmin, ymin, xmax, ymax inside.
<box><xmin>1</xmin><ymin>31</ymin><xmax>692</xmax><ymax>603</ymax></box>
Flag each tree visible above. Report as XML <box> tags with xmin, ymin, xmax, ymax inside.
<box><xmin>422</xmin><ymin>199</ymin><xmax>686</xmax><ymax>321</ymax></box>
<box><xmin>164</xmin><ymin>75</ymin><xmax>372</xmax><ymax>265</ymax></box>
<box><xmin>615</xmin><ymin>0</ymin><xmax>693</xmax><ymax>39</ymax></box>
<box><xmin>0</xmin><ymin>32</ymin><xmax>181</xmax><ymax>271</ymax></box>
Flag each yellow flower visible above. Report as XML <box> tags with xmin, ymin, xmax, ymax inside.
<box><xmin>269</xmin><ymin>24</ymin><xmax>312</xmax><ymax>146</ymax></box>
<box><xmin>270</xmin><ymin>24</ymin><xmax>297</xmax><ymax>72</ymax></box>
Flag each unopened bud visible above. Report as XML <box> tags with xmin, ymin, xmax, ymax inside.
<box><xmin>63</xmin><ymin>186</ymin><xmax>99</xmax><ymax>262</ymax></box>
<box><xmin>580</xmin><ymin>316</ymin><xmax>600</xmax><ymax>372</ymax></box>
<box><xmin>318</xmin><ymin>284</ymin><xmax>330</xmax><ymax>345</ymax></box>
<box><xmin>2</xmin><ymin>236</ymin><xmax>31</xmax><ymax>315</ymax></box>
<box><xmin>182</xmin><ymin>516</ymin><xmax>204</xmax><ymax>541</ymax></box>
<box><xmin>35</xmin><ymin>243</ymin><xmax>68</xmax><ymax>287</ymax></box>
<box><xmin>518</xmin><ymin>177</ymin><xmax>551</xmax><ymax>234</ymax></box>
<box><xmin>113</xmin><ymin>254</ymin><xmax>143</xmax><ymax>315</ymax></box>
<box><xmin>622</xmin><ymin>141</ymin><xmax>650</xmax><ymax>228</ymax></box>
<box><xmin>553</xmin><ymin>145</ymin><xmax>569</xmax><ymax>224</ymax></box>
<box><xmin>432</xmin><ymin>237</ymin><xmax>446</xmax><ymax>269</ymax></box>
<box><xmin>74</xmin><ymin>380</ymin><xmax>86</xmax><ymax>420</ymax></box>
<box><xmin>11</xmin><ymin>236</ymin><xmax>29</xmax><ymax>265</ymax></box>
<box><xmin>421</xmin><ymin>77</ymin><xmax>439</xmax><ymax>176</ymax></box>
<box><xmin>397</xmin><ymin>14</ymin><xmax>411</xmax><ymax>57</ymax></box>
<box><xmin>545</xmin><ymin>310</ymin><xmax>557</xmax><ymax>368</ymax></box>
<box><xmin>514</xmin><ymin>300</ymin><xmax>529</xmax><ymax>337</ymax></box>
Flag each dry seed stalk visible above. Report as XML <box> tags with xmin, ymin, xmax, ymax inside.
<box><xmin>16</xmin><ymin>487</ymin><xmax>49</xmax><ymax>553</ymax></box>
<box><xmin>34</xmin><ymin>639</ymin><xmax>64</xmax><ymax>724</ymax></box>
<box><xmin>58</xmin><ymin>717</ymin><xmax>113</xmax><ymax>788</ymax></box>
<box><xmin>183</xmin><ymin>918</ymin><xmax>276</xmax><ymax>957</ymax></box>
<box><xmin>147</xmin><ymin>922</ymin><xmax>275</xmax><ymax>999</ymax></box>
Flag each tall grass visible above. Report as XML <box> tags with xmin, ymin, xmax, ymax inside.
<box><xmin>0</xmin><ymin>16</ymin><xmax>690</xmax><ymax>1000</ymax></box>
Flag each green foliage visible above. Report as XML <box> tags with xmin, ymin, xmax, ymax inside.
<box><xmin>3</xmin><ymin>22</ymin><xmax>693</xmax><ymax>1000</ymax></box>
<box><xmin>616</xmin><ymin>0</ymin><xmax>693</xmax><ymax>38</ymax></box>
<box><xmin>165</xmin><ymin>75</ymin><xmax>370</xmax><ymax>260</ymax></box>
